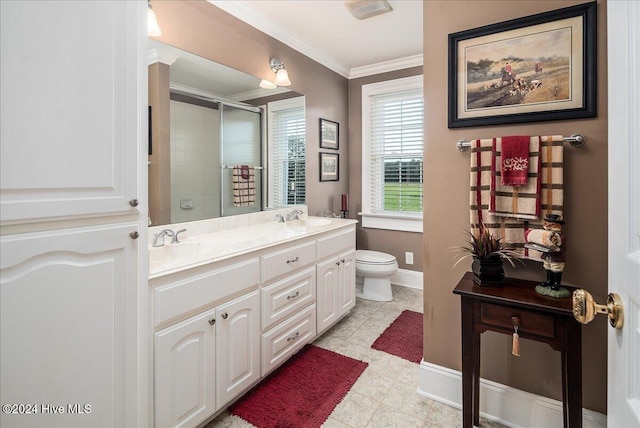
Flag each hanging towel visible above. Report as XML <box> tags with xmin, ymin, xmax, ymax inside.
<box><xmin>500</xmin><ymin>135</ymin><xmax>531</xmax><ymax>186</ymax></box>
<box><xmin>470</xmin><ymin>135</ymin><xmax>564</xmax><ymax>261</ymax></box>
<box><xmin>233</xmin><ymin>165</ymin><xmax>256</xmax><ymax>207</ymax></box>
<box><xmin>490</xmin><ymin>136</ymin><xmax>541</xmax><ymax>220</ymax></box>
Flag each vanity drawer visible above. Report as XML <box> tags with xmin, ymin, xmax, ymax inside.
<box><xmin>316</xmin><ymin>227</ymin><xmax>355</xmax><ymax>260</ymax></box>
<box><xmin>261</xmin><ymin>304</ymin><xmax>316</xmax><ymax>376</ymax></box>
<box><xmin>261</xmin><ymin>241</ymin><xmax>316</xmax><ymax>283</ymax></box>
<box><xmin>154</xmin><ymin>258</ymin><xmax>259</xmax><ymax>327</ymax></box>
<box><xmin>480</xmin><ymin>302</ymin><xmax>555</xmax><ymax>338</ymax></box>
<box><xmin>262</xmin><ymin>266</ymin><xmax>316</xmax><ymax>330</ymax></box>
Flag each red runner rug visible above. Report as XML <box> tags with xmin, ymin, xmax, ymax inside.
<box><xmin>371</xmin><ymin>310</ymin><xmax>423</xmax><ymax>363</ymax></box>
<box><xmin>229</xmin><ymin>344</ymin><xmax>368</xmax><ymax>427</ymax></box>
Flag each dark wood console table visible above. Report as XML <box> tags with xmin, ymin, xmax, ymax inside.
<box><xmin>453</xmin><ymin>272</ymin><xmax>582</xmax><ymax>428</ymax></box>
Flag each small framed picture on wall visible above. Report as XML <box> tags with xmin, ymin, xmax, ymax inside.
<box><xmin>319</xmin><ymin>152</ymin><xmax>339</xmax><ymax>182</ymax></box>
<box><xmin>320</xmin><ymin>118</ymin><xmax>339</xmax><ymax>150</ymax></box>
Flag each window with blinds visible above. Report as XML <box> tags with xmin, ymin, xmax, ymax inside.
<box><xmin>368</xmin><ymin>86</ymin><xmax>423</xmax><ymax>213</ymax></box>
<box><xmin>361</xmin><ymin>75</ymin><xmax>423</xmax><ymax>232</ymax></box>
<box><xmin>268</xmin><ymin>97</ymin><xmax>306</xmax><ymax>207</ymax></box>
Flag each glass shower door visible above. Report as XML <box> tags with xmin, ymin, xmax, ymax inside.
<box><xmin>220</xmin><ymin>104</ymin><xmax>262</xmax><ymax>217</ymax></box>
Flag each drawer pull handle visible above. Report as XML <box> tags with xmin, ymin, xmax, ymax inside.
<box><xmin>208</xmin><ymin>318</ymin><xmax>216</xmax><ymax>326</ymax></box>
<box><xmin>511</xmin><ymin>317</ymin><xmax>520</xmax><ymax>357</ymax></box>
<box><xmin>287</xmin><ymin>291</ymin><xmax>300</xmax><ymax>300</ymax></box>
<box><xmin>221</xmin><ymin>312</ymin><xmax>228</xmax><ymax>320</ymax></box>
<box><xmin>340</xmin><ymin>259</ymin><xmax>346</xmax><ymax>263</ymax></box>
<box><xmin>286</xmin><ymin>331</ymin><xmax>300</xmax><ymax>342</ymax></box>
<box><xmin>286</xmin><ymin>257</ymin><xmax>299</xmax><ymax>264</ymax></box>
<box><xmin>336</xmin><ymin>261</ymin><xmax>341</xmax><ymax>266</ymax></box>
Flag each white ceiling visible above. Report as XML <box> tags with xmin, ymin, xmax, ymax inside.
<box><xmin>209</xmin><ymin>0</ymin><xmax>423</xmax><ymax>78</ymax></box>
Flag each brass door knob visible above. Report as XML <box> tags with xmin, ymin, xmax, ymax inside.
<box><xmin>572</xmin><ymin>289</ymin><xmax>624</xmax><ymax>329</ymax></box>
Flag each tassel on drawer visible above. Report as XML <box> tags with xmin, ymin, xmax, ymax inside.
<box><xmin>512</xmin><ymin>317</ymin><xmax>520</xmax><ymax>357</ymax></box>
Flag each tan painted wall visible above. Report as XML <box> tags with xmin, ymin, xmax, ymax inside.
<box><xmin>423</xmin><ymin>0</ymin><xmax>608</xmax><ymax>413</ymax></box>
<box><xmin>348</xmin><ymin>67</ymin><xmax>425</xmax><ymax>271</ymax></box>
<box><xmin>148</xmin><ymin>62</ymin><xmax>171</xmax><ymax>226</ymax></box>
<box><xmin>150</xmin><ymin>0</ymin><xmax>349</xmax><ymax>217</ymax></box>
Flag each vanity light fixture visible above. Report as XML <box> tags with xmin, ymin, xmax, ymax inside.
<box><xmin>147</xmin><ymin>1</ymin><xmax>162</xmax><ymax>37</ymax></box>
<box><xmin>344</xmin><ymin>0</ymin><xmax>393</xmax><ymax>20</ymax></box>
<box><xmin>270</xmin><ymin>58</ymin><xmax>291</xmax><ymax>87</ymax></box>
<box><xmin>259</xmin><ymin>79</ymin><xmax>277</xmax><ymax>90</ymax></box>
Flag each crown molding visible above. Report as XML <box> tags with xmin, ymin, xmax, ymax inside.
<box><xmin>147</xmin><ymin>48</ymin><xmax>178</xmax><ymax>66</ymax></box>
<box><xmin>349</xmin><ymin>54</ymin><xmax>423</xmax><ymax>79</ymax></box>
<box><xmin>208</xmin><ymin>0</ymin><xmax>350</xmax><ymax>78</ymax></box>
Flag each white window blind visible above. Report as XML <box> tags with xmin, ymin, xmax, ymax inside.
<box><xmin>368</xmin><ymin>87</ymin><xmax>423</xmax><ymax>214</ymax></box>
<box><xmin>268</xmin><ymin>98</ymin><xmax>306</xmax><ymax>207</ymax></box>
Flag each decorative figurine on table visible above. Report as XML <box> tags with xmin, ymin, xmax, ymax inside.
<box><xmin>524</xmin><ymin>214</ymin><xmax>570</xmax><ymax>298</ymax></box>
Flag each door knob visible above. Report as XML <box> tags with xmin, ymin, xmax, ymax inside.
<box><xmin>572</xmin><ymin>289</ymin><xmax>624</xmax><ymax>329</ymax></box>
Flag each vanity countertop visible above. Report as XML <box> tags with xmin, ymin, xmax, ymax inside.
<box><xmin>149</xmin><ymin>216</ymin><xmax>357</xmax><ymax>279</ymax></box>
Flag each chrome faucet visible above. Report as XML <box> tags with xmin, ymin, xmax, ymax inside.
<box><xmin>275</xmin><ymin>214</ymin><xmax>285</xmax><ymax>223</ymax></box>
<box><xmin>286</xmin><ymin>210</ymin><xmax>304</xmax><ymax>221</ymax></box>
<box><xmin>152</xmin><ymin>229</ymin><xmax>175</xmax><ymax>247</ymax></box>
<box><xmin>171</xmin><ymin>229</ymin><xmax>187</xmax><ymax>244</ymax></box>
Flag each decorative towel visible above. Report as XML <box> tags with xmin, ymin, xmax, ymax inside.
<box><xmin>233</xmin><ymin>165</ymin><xmax>256</xmax><ymax>207</ymax></box>
<box><xmin>500</xmin><ymin>135</ymin><xmax>531</xmax><ymax>186</ymax></box>
<box><xmin>470</xmin><ymin>136</ymin><xmax>564</xmax><ymax>261</ymax></box>
<box><xmin>524</xmin><ymin>229</ymin><xmax>561</xmax><ymax>251</ymax></box>
<box><xmin>490</xmin><ymin>136</ymin><xmax>541</xmax><ymax>220</ymax></box>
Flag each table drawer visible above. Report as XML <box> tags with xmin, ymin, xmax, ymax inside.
<box><xmin>261</xmin><ymin>241</ymin><xmax>316</xmax><ymax>283</ymax></box>
<box><xmin>480</xmin><ymin>302</ymin><xmax>555</xmax><ymax>338</ymax></box>
<box><xmin>261</xmin><ymin>266</ymin><xmax>316</xmax><ymax>330</ymax></box>
<box><xmin>261</xmin><ymin>304</ymin><xmax>316</xmax><ymax>376</ymax></box>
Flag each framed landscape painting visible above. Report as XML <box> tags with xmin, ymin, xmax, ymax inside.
<box><xmin>448</xmin><ymin>2</ymin><xmax>596</xmax><ymax>128</ymax></box>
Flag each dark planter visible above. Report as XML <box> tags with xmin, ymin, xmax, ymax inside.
<box><xmin>471</xmin><ymin>257</ymin><xmax>505</xmax><ymax>286</ymax></box>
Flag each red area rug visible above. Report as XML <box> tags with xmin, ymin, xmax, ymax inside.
<box><xmin>229</xmin><ymin>344</ymin><xmax>368</xmax><ymax>428</ymax></box>
<box><xmin>371</xmin><ymin>310</ymin><xmax>423</xmax><ymax>363</ymax></box>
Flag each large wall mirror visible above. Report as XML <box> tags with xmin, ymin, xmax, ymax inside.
<box><xmin>148</xmin><ymin>40</ymin><xmax>306</xmax><ymax>226</ymax></box>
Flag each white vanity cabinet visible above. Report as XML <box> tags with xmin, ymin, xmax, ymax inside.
<box><xmin>150</xmin><ymin>221</ymin><xmax>357</xmax><ymax>426</ymax></box>
<box><xmin>215</xmin><ymin>291</ymin><xmax>261</xmax><ymax>409</ymax></box>
<box><xmin>154</xmin><ymin>309</ymin><xmax>217</xmax><ymax>428</ymax></box>
<box><xmin>316</xmin><ymin>229</ymin><xmax>357</xmax><ymax>334</ymax></box>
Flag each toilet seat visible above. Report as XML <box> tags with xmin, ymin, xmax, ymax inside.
<box><xmin>356</xmin><ymin>250</ymin><xmax>397</xmax><ymax>265</ymax></box>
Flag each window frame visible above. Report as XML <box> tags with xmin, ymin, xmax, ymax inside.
<box><xmin>361</xmin><ymin>75</ymin><xmax>424</xmax><ymax>233</ymax></box>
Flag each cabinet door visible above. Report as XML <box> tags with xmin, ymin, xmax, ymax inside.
<box><xmin>339</xmin><ymin>250</ymin><xmax>356</xmax><ymax>314</ymax></box>
<box><xmin>0</xmin><ymin>0</ymin><xmax>143</xmax><ymax>223</ymax></box>
<box><xmin>316</xmin><ymin>258</ymin><xmax>341</xmax><ymax>334</ymax></box>
<box><xmin>155</xmin><ymin>309</ymin><xmax>216</xmax><ymax>428</ymax></box>
<box><xmin>0</xmin><ymin>224</ymin><xmax>139</xmax><ymax>428</ymax></box>
<box><xmin>215</xmin><ymin>291</ymin><xmax>261</xmax><ymax>409</ymax></box>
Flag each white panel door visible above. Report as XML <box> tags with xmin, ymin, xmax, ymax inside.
<box><xmin>607</xmin><ymin>2</ymin><xmax>640</xmax><ymax>426</ymax></box>
<box><xmin>339</xmin><ymin>250</ymin><xmax>356</xmax><ymax>314</ymax></box>
<box><xmin>316</xmin><ymin>258</ymin><xmax>340</xmax><ymax>334</ymax></box>
<box><xmin>155</xmin><ymin>309</ymin><xmax>216</xmax><ymax>428</ymax></box>
<box><xmin>215</xmin><ymin>290</ymin><xmax>261</xmax><ymax>409</ymax></box>
<box><xmin>0</xmin><ymin>223</ymin><xmax>139</xmax><ymax>428</ymax></box>
<box><xmin>0</xmin><ymin>0</ymin><xmax>142</xmax><ymax>223</ymax></box>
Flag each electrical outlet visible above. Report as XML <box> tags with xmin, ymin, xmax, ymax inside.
<box><xmin>405</xmin><ymin>252</ymin><xmax>414</xmax><ymax>265</ymax></box>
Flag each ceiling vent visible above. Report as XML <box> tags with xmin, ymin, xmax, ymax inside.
<box><xmin>344</xmin><ymin>0</ymin><xmax>393</xmax><ymax>20</ymax></box>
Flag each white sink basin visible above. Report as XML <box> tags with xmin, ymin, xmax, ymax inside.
<box><xmin>286</xmin><ymin>218</ymin><xmax>332</xmax><ymax>229</ymax></box>
<box><xmin>149</xmin><ymin>241</ymin><xmax>216</xmax><ymax>264</ymax></box>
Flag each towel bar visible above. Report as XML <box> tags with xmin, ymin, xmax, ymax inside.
<box><xmin>456</xmin><ymin>134</ymin><xmax>585</xmax><ymax>152</ymax></box>
<box><xmin>222</xmin><ymin>165</ymin><xmax>264</xmax><ymax>170</ymax></box>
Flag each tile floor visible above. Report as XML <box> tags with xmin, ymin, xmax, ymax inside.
<box><xmin>207</xmin><ymin>285</ymin><xmax>506</xmax><ymax>428</ymax></box>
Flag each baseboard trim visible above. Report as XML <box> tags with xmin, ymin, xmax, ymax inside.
<box><xmin>391</xmin><ymin>268</ymin><xmax>423</xmax><ymax>290</ymax></box>
<box><xmin>418</xmin><ymin>361</ymin><xmax>606</xmax><ymax>428</ymax></box>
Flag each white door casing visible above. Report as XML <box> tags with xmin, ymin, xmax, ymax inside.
<box><xmin>607</xmin><ymin>1</ymin><xmax>640</xmax><ymax>426</ymax></box>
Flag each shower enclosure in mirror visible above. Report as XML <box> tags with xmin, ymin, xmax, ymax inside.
<box><xmin>148</xmin><ymin>40</ymin><xmax>306</xmax><ymax>226</ymax></box>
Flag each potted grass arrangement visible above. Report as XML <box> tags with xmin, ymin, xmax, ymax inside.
<box><xmin>452</xmin><ymin>224</ymin><xmax>523</xmax><ymax>286</ymax></box>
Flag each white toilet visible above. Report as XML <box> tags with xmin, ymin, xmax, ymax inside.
<box><xmin>355</xmin><ymin>250</ymin><xmax>398</xmax><ymax>302</ymax></box>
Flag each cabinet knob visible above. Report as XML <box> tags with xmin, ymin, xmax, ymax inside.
<box><xmin>129</xmin><ymin>231</ymin><xmax>139</xmax><ymax>240</ymax></box>
<box><xmin>221</xmin><ymin>312</ymin><xmax>228</xmax><ymax>320</ymax></box>
<box><xmin>208</xmin><ymin>318</ymin><xmax>215</xmax><ymax>326</ymax></box>
<box><xmin>129</xmin><ymin>198</ymin><xmax>139</xmax><ymax>207</ymax></box>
